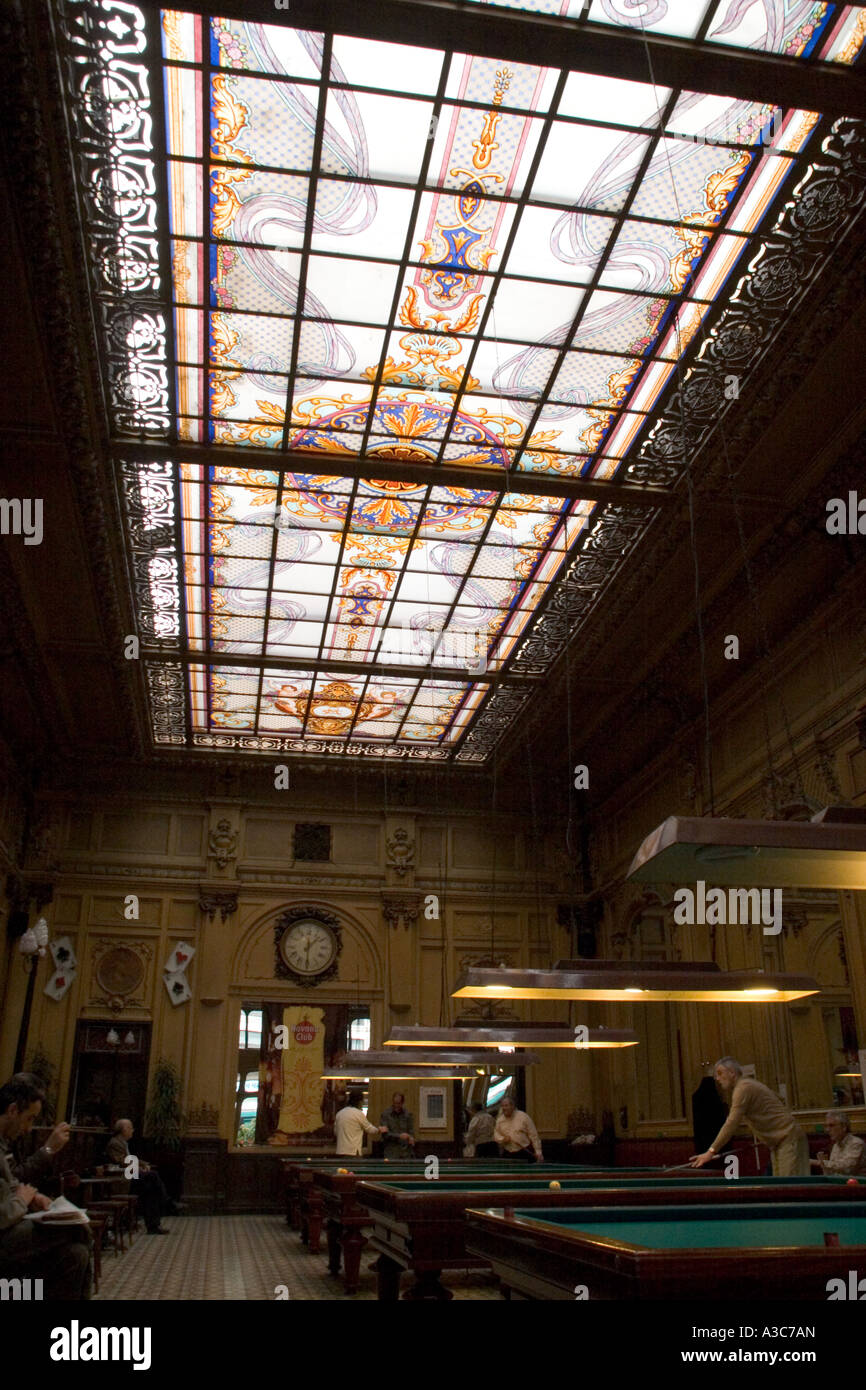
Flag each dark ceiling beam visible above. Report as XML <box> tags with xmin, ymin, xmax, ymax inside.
<box><xmin>133</xmin><ymin>0</ymin><xmax>866</xmax><ymax>121</ymax></box>
<box><xmin>143</xmin><ymin>646</ymin><xmax>541</xmax><ymax>686</ymax></box>
<box><xmin>117</xmin><ymin>439</ymin><xmax>674</xmax><ymax>508</ymax></box>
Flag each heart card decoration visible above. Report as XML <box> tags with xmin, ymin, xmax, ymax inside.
<box><xmin>165</xmin><ymin>942</ymin><xmax>195</xmax><ymax>974</ymax></box>
<box><xmin>44</xmin><ymin>965</ymin><xmax>76</xmax><ymax>1001</ymax></box>
<box><xmin>163</xmin><ymin>969</ymin><xmax>192</xmax><ymax>1006</ymax></box>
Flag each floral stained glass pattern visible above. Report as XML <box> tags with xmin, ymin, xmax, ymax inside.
<box><xmin>62</xmin><ymin>0</ymin><xmax>866</xmax><ymax>758</ymax></box>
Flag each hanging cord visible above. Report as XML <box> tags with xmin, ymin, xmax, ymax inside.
<box><xmin>633</xmin><ymin>20</ymin><xmax>718</xmax><ymax>813</ymax></box>
<box><xmin>636</xmin><ymin>16</ymin><xmax>809</xmax><ymax>811</ymax></box>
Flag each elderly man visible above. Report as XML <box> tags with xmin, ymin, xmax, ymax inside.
<box><xmin>0</xmin><ymin>1075</ymin><xmax>91</xmax><ymax>1299</ymax></box>
<box><xmin>812</xmin><ymin>1111</ymin><xmax>866</xmax><ymax>1176</ymax></box>
<box><xmin>690</xmin><ymin>1057</ymin><xmax>810</xmax><ymax>1176</ymax></box>
<box><xmin>106</xmin><ymin>1119</ymin><xmax>174</xmax><ymax>1234</ymax></box>
<box><xmin>493</xmin><ymin>1095</ymin><xmax>543</xmax><ymax>1163</ymax></box>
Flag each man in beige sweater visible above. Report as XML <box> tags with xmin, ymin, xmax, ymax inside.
<box><xmin>689</xmin><ymin>1057</ymin><xmax>810</xmax><ymax>1176</ymax></box>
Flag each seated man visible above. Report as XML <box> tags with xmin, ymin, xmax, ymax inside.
<box><xmin>0</xmin><ymin>1075</ymin><xmax>91</xmax><ymax>1300</ymax></box>
<box><xmin>812</xmin><ymin>1110</ymin><xmax>866</xmax><ymax>1175</ymax></box>
<box><xmin>106</xmin><ymin>1119</ymin><xmax>175</xmax><ymax>1235</ymax></box>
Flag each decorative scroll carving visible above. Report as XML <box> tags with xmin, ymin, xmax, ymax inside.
<box><xmin>186</xmin><ymin>1101</ymin><xmax>220</xmax><ymax>1134</ymax></box>
<box><xmin>381</xmin><ymin>893</ymin><xmax>420</xmax><ymax>931</ymax></box>
<box><xmin>198</xmin><ymin>891</ymin><xmax>238</xmax><ymax>923</ymax></box>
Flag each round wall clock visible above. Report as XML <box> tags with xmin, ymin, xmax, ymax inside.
<box><xmin>278</xmin><ymin>916</ymin><xmax>339</xmax><ymax>983</ymax></box>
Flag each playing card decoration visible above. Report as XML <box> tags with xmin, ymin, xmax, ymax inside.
<box><xmin>163</xmin><ymin>969</ymin><xmax>192</xmax><ymax>1006</ymax></box>
<box><xmin>164</xmin><ymin>942</ymin><xmax>195</xmax><ymax>974</ymax></box>
<box><xmin>50</xmin><ymin>936</ymin><xmax>77</xmax><ymax>971</ymax></box>
<box><xmin>44</xmin><ymin>965</ymin><xmax>76</xmax><ymax>1001</ymax></box>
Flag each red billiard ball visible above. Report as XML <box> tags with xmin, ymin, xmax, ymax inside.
<box><xmin>847</xmin><ymin>1178</ymin><xmax>860</xmax><ymax>1186</ymax></box>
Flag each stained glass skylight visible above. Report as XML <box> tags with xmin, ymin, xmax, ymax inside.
<box><xmin>57</xmin><ymin>0</ymin><xmax>866</xmax><ymax>760</ymax></box>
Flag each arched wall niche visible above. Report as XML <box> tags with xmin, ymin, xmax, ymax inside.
<box><xmin>232</xmin><ymin>900</ymin><xmax>384</xmax><ymax>993</ymax></box>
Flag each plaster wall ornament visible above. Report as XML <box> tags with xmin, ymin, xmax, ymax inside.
<box><xmin>208</xmin><ymin>819</ymin><xmax>238</xmax><ymax>871</ymax></box>
<box><xmin>198</xmin><ymin>890</ymin><xmax>238</xmax><ymax>922</ymax></box>
<box><xmin>382</xmin><ymin>894</ymin><xmax>421</xmax><ymax>931</ymax></box>
<box><xmin>386</xmin><ymin>828</ymin><xmax>415</xmax><ymax>879</ymax></box>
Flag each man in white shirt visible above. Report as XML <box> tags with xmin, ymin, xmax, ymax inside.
<box><xmin>493</xmin><ymin>1095</ymin><xmax>543</xmax><ymax>1163</ymax></box>
<box><xmin>812</xmin><ymin>1110</ymin><xmax>866</xmax><ymax>1175</ymax></box>
<box><xmin>334</xmin><ymin>1091</ymin><xmax>388</xmax><ymax>1157</ymax></box>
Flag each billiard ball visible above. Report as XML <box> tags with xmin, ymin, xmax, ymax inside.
<box><xmin>549</xmin><ymin>1180</ymin><xmax>561</xmax><ymax>1190</ymax></box>
<box><xmin>336</xmin><ymin>1167</ymin><xmax>349</xmax><ymax>1174</ymax></box>
<box><xmin>847</xmin><ymin>1178</ymin><xmax>860</xmax><ymax>1186</ymax></box>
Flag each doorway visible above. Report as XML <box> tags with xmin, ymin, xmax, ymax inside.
<box><xmin>68</xmin><ymin>1021</ymin><xmax>151</xmax><ymax>1131</ymax></box>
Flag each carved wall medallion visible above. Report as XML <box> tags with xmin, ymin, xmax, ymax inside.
<box><xmin>89</xmin><ymin>939</ymin><xmax>153</xmax><ymax>1012</ymax></box>
<box><xmin>95</xmin><ymin>946</ymin><xmax>144</xmax><ymax>997</ymax></box>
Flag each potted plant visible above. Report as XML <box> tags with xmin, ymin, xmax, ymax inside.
<box><xmin>143</xmin><ymin>1058</ymin><xmax>185</xmax><ymax>1200</ymax></box>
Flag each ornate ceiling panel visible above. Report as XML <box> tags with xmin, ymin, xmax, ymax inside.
<box><xmin>51</xmin><ymin>0</ymin><xmax>866</xmax><ymax>760</ymax></box>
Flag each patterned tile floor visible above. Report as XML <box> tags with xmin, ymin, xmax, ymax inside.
<box><xmin>94</xmin><ymin>1216</ymin><xmax>501</xmax><ymax>1301</ymax></box>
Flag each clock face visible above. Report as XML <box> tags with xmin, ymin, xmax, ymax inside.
<box><xmin>280</xmin><ymin>919</ymin><xmax>337</xmax><ymax>977</ymax></box>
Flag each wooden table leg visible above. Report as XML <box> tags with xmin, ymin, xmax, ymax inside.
<box><xmin>307</xmin><ymin>1192</ymin><xmax>324</xmax><ymax>1254</ymax></box>
<box><xmin>342</xmin><ymin>1229</ymin><xmax>367</xmax><ymax>1295</ymax></box>
<box><xmin>327</xmin><ymin>1219</ymin><xmax>342</xmax><ymax>1276</ymax></box>
<box><xmin>402</xmin><ymin>1269</ymin><xmax>453</xmax><ymax>1301</ymax></box>
<box><xmin>376</xmin><ymin>1254</ymin><xmax>402</xmax><ymax>1302</ymax></box>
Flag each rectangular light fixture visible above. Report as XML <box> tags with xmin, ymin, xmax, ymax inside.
<box><xmin>627</xmin><ymin>807</ymin><xmax>866</xmax><ymax>888</ymax></box>
<box><xmin>385</xmin><ymin>1026</ymin><xmax>639</xmax><ymax>1048</ymax></box>
<box><xmin>450</xmin><ymin>962</ymin><xmax>818</xmax><ymax>1002</ymax></box>
<box><xmin>332</xmin><ymin>1049</ymin><xmax>540</xmax><ymax>1067</ymax></box>
<box><xmin>321</xmin><ymin>1064</ymin><xmax>480</xmax><ymax>1080</ymax></box>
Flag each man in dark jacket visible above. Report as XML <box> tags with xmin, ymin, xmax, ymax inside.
<box><xmin>106</xmin><ymin>1119</ymin><xmax>174</xmax><ymax>1234</ymax></box>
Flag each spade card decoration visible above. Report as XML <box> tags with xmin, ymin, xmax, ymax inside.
<box><xmin>165</xmin><ymin>942</ymin><xmax>195</xmax><ymax>975</ymax></box>
<box><xmin>50</xmin><ymin>936</ymin><xmax>77</xmax><ymax>971</ymax></box>
<box><xmin>163</xmin><ymin>969</ymin><xmax>192</xmax><ymax>1006</ymax></box>
<box><xmin>45</xmin><ymin>965</ymin><xmax>76</xmax><ymax>1001</ymax></box>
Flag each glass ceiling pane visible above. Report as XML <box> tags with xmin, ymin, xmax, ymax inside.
<box><xmin>72</xmin><ymin>2</ymin><xmax>866</xmax><ymax>759</ymax></box>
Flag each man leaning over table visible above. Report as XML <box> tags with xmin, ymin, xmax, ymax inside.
<box><xmin>690</xmin><ymin>1057</ymin><xmax>810</xmax><ymax>1177</ymax></box>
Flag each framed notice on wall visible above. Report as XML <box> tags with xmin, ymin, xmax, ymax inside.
<box><xmin>419</xmin><ymin>1085</ymin><xmax>447</xmax><ymax>1129</ymax></box>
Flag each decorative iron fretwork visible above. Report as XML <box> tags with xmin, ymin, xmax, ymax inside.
<box><xmin>145</xmin><ymin>661</ymin><xmax>186</xmax><ymax>744</ymax></box>
<box><xmin>293</xmin><ymin>823</ymin><xmax>331</xmax><ymax>862</ymax></box>
<box><xmin>55</xmin><ymin>0</ymin><xmax>170</xmax><ymax>435</ymax></box>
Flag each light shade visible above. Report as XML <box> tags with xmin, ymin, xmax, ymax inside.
<box><xmin>627</xmin><ymin>806</ymin><xmax>866</xmax><ymax>888</ymax></box>
<box><xmin>450</xmin><ymin>961</ymin><xmax>818</xmax><ymax>1003</ymax></box>
<box><xmin>334</xmin><ymin>1049</ymin><xmax>540</xmax><ymax>1067</ymax></box>
<box><xmin>321</xmin><ymin>1064</ymin><xmax>479</xmax><ymax>1080</ymax></box>
<box><xmin>385</xmin><ymin>1025</ymin><xmax>639</xmax><ymax>1048</ymax></box>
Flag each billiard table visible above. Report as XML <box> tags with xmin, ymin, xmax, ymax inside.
<box><xmin>358</xmin><ymin>1175</ymin><xmax>862</xmax><ymax>1300</ymax></box>
<box><xmin>288</xmin><ymin>1158</ymin><xmax>584</xmax><ymax>1253</ymax></box>
<box><xmin>314</xmin><ymin>1164</ymin><xmax>632</xmax><ymax>1292</ymax></box>
<box><xmin>465</xmin><ymin>1201</ymin><xmax>866</xmax><ymax>1301</ymax></box>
